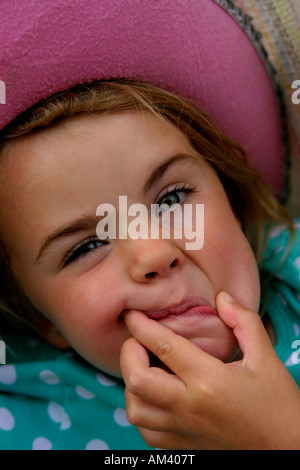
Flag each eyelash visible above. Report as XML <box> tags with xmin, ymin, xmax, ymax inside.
<box><xmin>61</xmin><ymin>183</ymin><xmax>197</xmax><ymax>268</ymax></box>
<box><xmin>156</xmin><ymin>182</ymin><xmax>197</xmax><ymax>208</ymax></box>
<box><xmin>62</xmin><ymin>236</ymin><xmax>106</xmax><ymax>268</ymax></box>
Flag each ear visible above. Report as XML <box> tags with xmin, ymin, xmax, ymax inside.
<box><xmin>40</xmin><ymin>322</ymin><xmax>71</xmax><ymax>349</ymax></box>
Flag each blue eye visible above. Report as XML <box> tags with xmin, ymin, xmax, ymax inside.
<box><xmin>63</xmin><ymin>237</ymin><xmax>105</xmax><ymax>267</ymax></box>
<box><xmin>157</xmin><ymin>184</ymin><xmax>196</xmax><ymax>213</ymax></box>
<box><xmin>158</xmin><ymin>191</ymin><xmax>184</xmax><ymax>212</ymax></box>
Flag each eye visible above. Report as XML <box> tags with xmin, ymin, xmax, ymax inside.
<box><xmin>62</xmin><ymin>237</ymin><xmax>107</xmax><ymax>267</ymax></box>
<box><xmin>158</xmin><ymin>192</ymin><xmax>182</xmax><ymax>211</ymax></box>
<box><xmin>156</xmin><ymin>183</ymin><xmax>196</xmax><ymax>213</ymax></box>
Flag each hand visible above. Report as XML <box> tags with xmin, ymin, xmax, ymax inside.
<box><xmin>120</xmin><ymin>292</ymin><xmax>300</xmax><ymax>449</ymax></box>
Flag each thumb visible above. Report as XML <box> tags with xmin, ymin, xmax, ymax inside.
<box><xmin>216</xmin><ymin>291</ymin><xmax>276</xmax><ymax>368</ymax></box>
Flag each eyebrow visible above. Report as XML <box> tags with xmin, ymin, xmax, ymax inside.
<box><xmin>36</xmin><ymin>153</ymin><xmax>200</xmax><ymax>264</ymax></box>
<box><xmin>142</xmin><ymin>152</ymin><xmax>200</xmax><ymax>195</ymax></box>
<box><xmin>35</xmin><ymin>214</ymin><xmax>99</xmax><ymax>264</ymax></box>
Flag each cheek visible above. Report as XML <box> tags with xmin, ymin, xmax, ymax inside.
<box><xmin>41</xmin><ymin>273</ymin><xmax>123</xmax><ymax>330</ymax></box>
<box><xmin>210</xmin><ymin>232</ymin><xmax>260</xmax><ymax>311</ymax></box>
<box><xmin>18</xmin><ymin>266</ymin><xmax>125</xmax><ymax>337</ymax></box>
<box><xmin>196</xmin><ymin>194</ymin><xmax>260</xmax><ymax>311</ymax></box>
<box><xmin>35</xmin><ymin>274</ymin><xmax>130</xmax><ymax>375</ymax></box>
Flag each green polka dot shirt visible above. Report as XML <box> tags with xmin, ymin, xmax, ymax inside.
<box><xmin>0</xmin><ymin>220</ymin><xmax>299</xmax><ymax>449</ymax></box>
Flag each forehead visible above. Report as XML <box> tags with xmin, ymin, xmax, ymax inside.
<box><xmin>3</xmin><ymin>110</ymin><xmax>193</xmax><ymax>184</ymax></box>
<box><xmin>0</xmin><ymin>110</ymin><xmax>196</xmax><ymax>250</ymax></box>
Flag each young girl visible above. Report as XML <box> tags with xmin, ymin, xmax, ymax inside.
<box><xmin>0</xmin><ymin>79</ymin><xmax>299</xmax><ymax>450</ymax></box>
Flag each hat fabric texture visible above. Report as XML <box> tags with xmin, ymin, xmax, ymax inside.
<box><xmin>0</xmin><ymin>0</ymin><xmax>295</xmax><ymax>198</ymax></box>
<box><xmin>234</xmin><ymin>0</ymin><xmax>300</xmax><ymax>165</ymax></box>
<box><xmin>221</xmin><ymin>0</ymin><xmax>300</xmax><ymax>211</ymax></box>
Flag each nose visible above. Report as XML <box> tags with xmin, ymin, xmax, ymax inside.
<box><xmin>124</xmin><ymin>239</ymin><xmax>184</xmax><ymax>283</ymax></box>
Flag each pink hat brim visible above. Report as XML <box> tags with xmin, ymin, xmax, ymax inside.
<box><xmin>0</xmin><ymin>0</ymin><xmax>285</xmax><ymax>196</ymax></box>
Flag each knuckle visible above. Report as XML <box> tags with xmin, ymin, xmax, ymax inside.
<box><xmin>152</xmin><ymin>337</ymin><xmax>172</xmax><ymax>361</ymax></box>
<box><xmin>125</xmin><ymin>404</ymin><xmax>142</xmax><ymax>427</ymax></box>
<box><xmin>125</xmin><ymin>368</ymin><xmax>145</xmax><ymax>395</ymax></box>
<box><xmin>140</xmin><ymin>430</ymin><xmax>178</xmax><ymax>450</ymax></box>
<box><xmin>142</xmin><ymin>431</ymin><xmax>166</xmax><ymax>449</ymax></box>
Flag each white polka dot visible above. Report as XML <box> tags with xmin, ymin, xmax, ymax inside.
<box><xmin>85</xmin><ymin>439</ymin><xmax>109</xmax><ymax>450</ymax></box>
<box><xmin>32</xmin><ymin>437</ymin><xmax>53</xmax><ymax>450</ymax></box>
<box><xmin>96</xmin><ymin>372</ymin><xmax>117</xmax><ymax>387</ymax></box>
<box><xmin>295</xmin><ymin>257</ymin><xmax>300</xmax><ymax>270</ymax></box>
<box><xmin>285</xmin><ymin>354</ymin><xmax>296</xmax><ymax>367</ymax></box>
<box><xmin>48</xmin><ymin>402</ymin><xmax>71</xmax><ymax>430</ymax></box>
<box><xmin>269</xmin><ymin>225</ymin><xmax>285</xmax><ymax>238</ymax></box>
<box><xmin>0</xmin><ymin>408</ymin><xmax>15</xmax><ymax>431</ymax></box>
<box><xmin>0</xmin><ymin>365</ymin><xmax>17</xmax><ymax>385</ymax></box>
<box><xmin>75</xmin><ymin>385</ymin><xmax>95</xmax><ymax>400</ymax></box>
<box><xmin>293</xmin><ymin>324</ymin><xmax>300</xmax><ymax>337</ymax></box>
<box><xmin>294</xmin><ymin>222</ymin><xmax>300</xmax><ymax>230</ymax></box>
<box><xmin>113</xmin><ymin>407</ymin><xmax>131</xmax><ymax>427</ymax></box>
<box><xmin>39</xmin><ymin>370</ymin><xmax>60</xmax><ymax>385</ymax></box>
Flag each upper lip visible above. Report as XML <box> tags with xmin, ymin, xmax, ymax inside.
<box><xmin>143</xmin><ymin>296</ymin><xmax>213</xmax><ymax>320</ymax></box>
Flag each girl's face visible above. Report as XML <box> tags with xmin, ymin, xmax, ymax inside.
<box><xmin>0</xmin><ymin>111</ymin><xmax>260</xmax><ymax>376</ymax></box>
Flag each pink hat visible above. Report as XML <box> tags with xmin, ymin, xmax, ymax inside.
<box><xmin>0</xmin><ymin>0</ymin><xmax>287</xmax><ymax>198</ymax></box>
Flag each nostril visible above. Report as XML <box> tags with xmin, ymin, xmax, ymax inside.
<box><xmin>144</xmin><ymin>259</ymin><xmax>178</xmax><ymax>279</ymax></box>
<box><xmin>145</xmin><ymin>271</ymin><xmax>157</xmax><ymax>279</ymax></box>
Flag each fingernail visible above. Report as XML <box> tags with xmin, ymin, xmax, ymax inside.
<box><xmin>223</xmin><ymin>291</ymin><xmax>235</xmax><ymax>303</ymax></box>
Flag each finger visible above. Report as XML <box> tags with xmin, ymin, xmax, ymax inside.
<box><xmin>121</xmin><ymin>336</ymin><xmax>184</xmax><ymax>406</ymax></box>
<box><xmin>137</xmin><ymin>428</ymin><xmax>198</xmax><ymax>450</ymax></box>
<box><xmin>124</xmin><ymin>387</ymin><xmax>175</xmax><ymax>431</ymax></box>
<box><xmin>120</xmin><ymin>336</ymin><xmax>150</xmax><ymax>372</ymax></box>
<box><xmin>123</xmin><ymin>310</ymin><xmax>220</xmax><ymax>381</ymax></box>
<box><xmin>216</xmin><ymin>291</ymin><xmax>277</xmax><ymax>367</ymax></box>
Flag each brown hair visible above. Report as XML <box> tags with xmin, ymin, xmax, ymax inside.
<box><xmin>0</xmin><ymin>79</ymin><xmax>293</xmax><ymax>333</ymax></box>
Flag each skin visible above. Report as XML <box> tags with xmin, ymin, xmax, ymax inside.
<box><xmin>121</xmin><ymin>296</ymin><xmax>300</xmax><ymax>449</ymax></box>
<box><xmin>1</xmin><ymin>110</ymin><xmax>299</xmax><ymax>448</ymax></box>
<box><xmin>0</xmin><ymin>111</ymin><xmax>260</xmax><ymax>376</ymax></box>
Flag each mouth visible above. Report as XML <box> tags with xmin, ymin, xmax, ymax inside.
<box><xmin>143</xmin><ymin>296</ymin><xmax>217</xmax><ymax>320</ymax></box>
